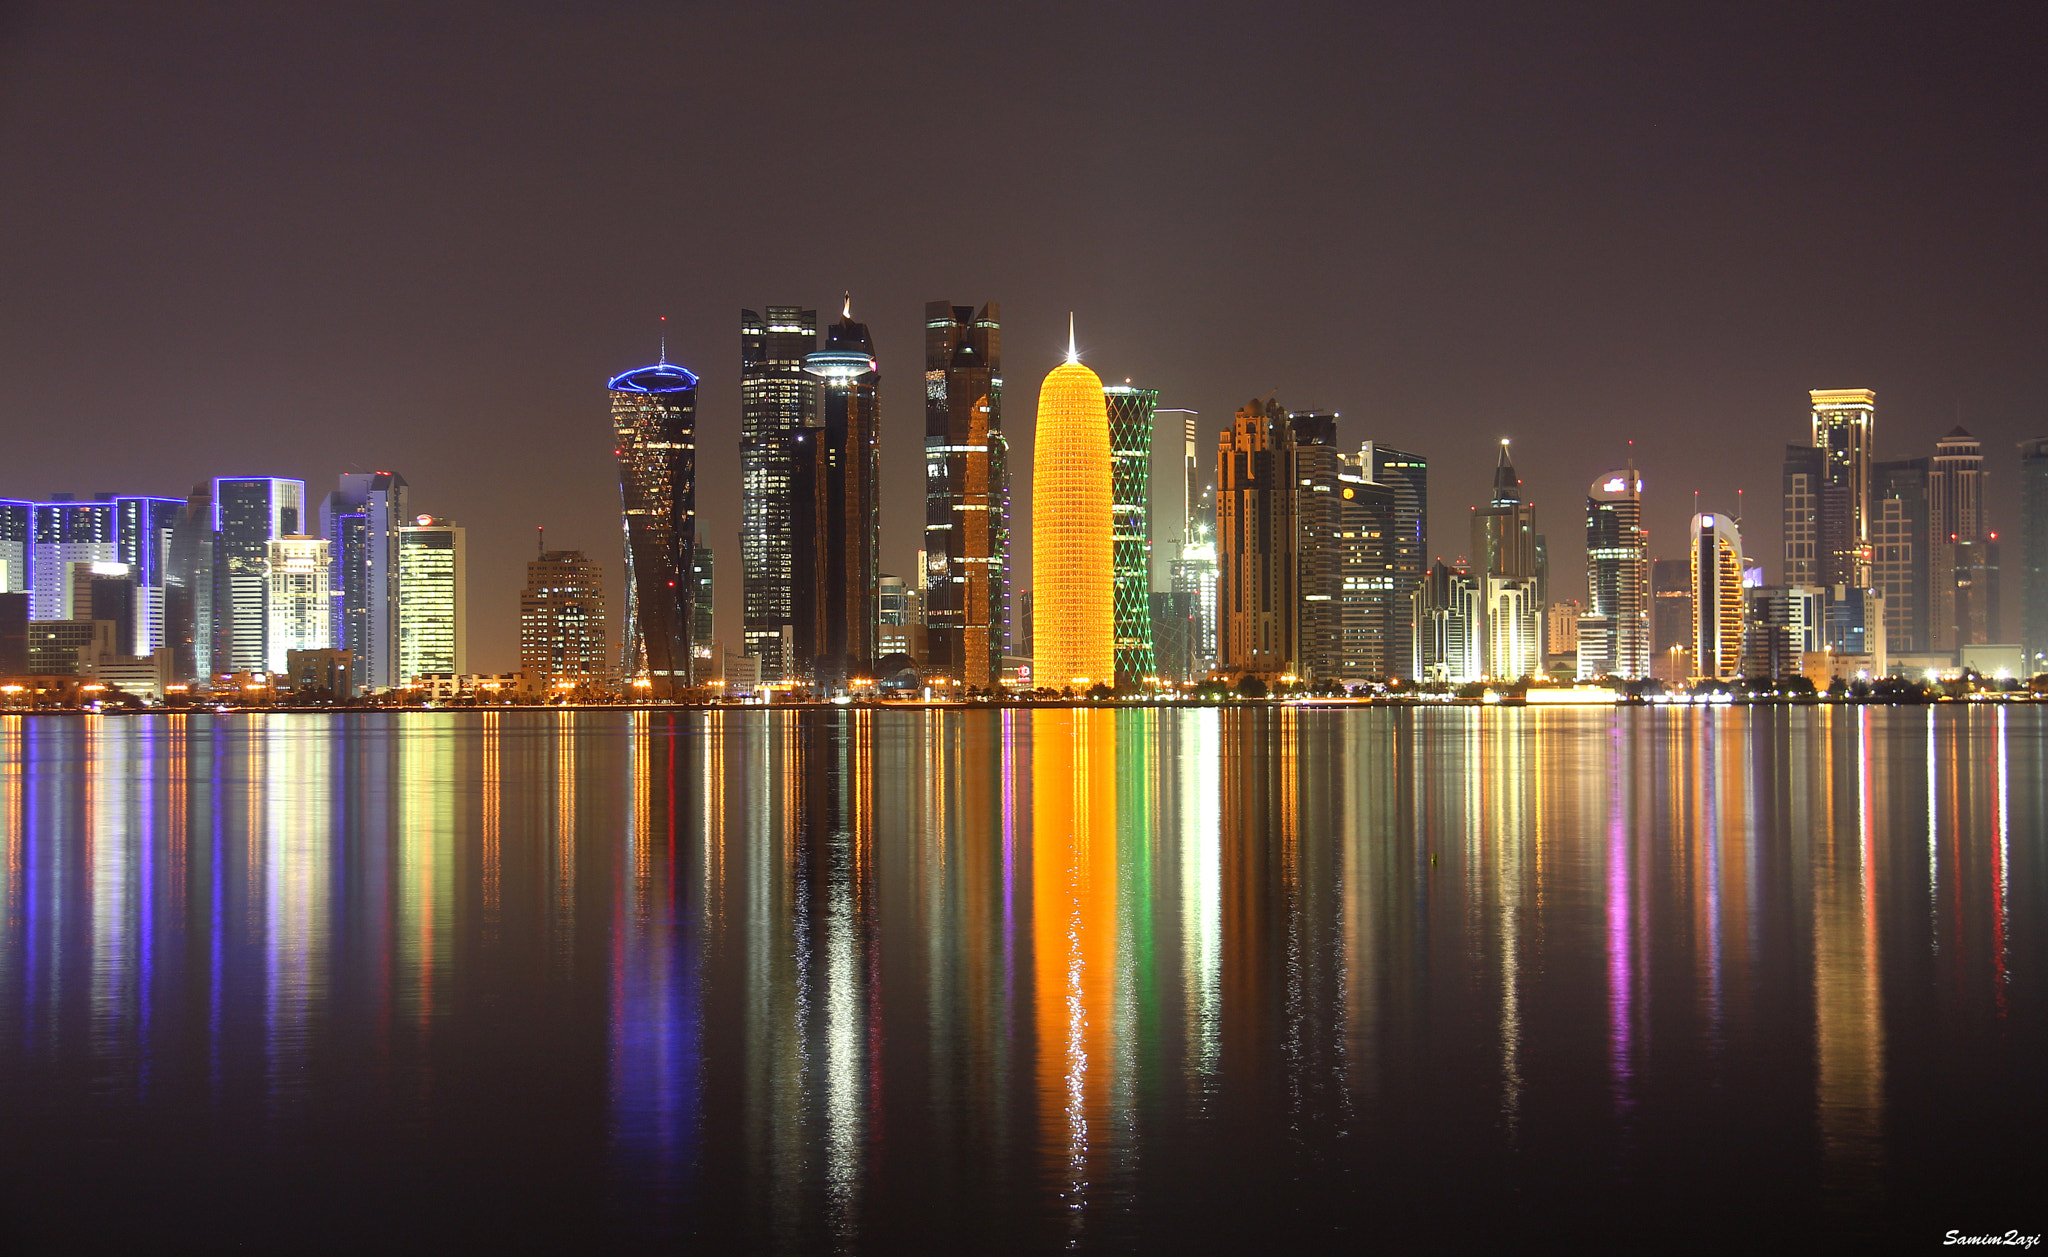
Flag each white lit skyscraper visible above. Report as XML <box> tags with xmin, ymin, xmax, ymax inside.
<box><xmin>398</xmin><ymin>515</ymin><xmax>466</xmax><ymax>681</ymax></box>
<box><xmin>265</xmin><ymin>536</ymin><xmax>332</xmax><ymax>671</ymax></box>
<box><xmin>214</xmin><ymin>477</ymin><xmax>307</xmax><ymax>674</ymax></box>
<box><xmin>1691</xmin><ymin>512</ymin><xmax>1746</xmax><ymax>680</ymax></box>
<box><xmin>1578</xmin><ymin>466</ymin><xmax>1648</xmax><ymax>679</ymax></box>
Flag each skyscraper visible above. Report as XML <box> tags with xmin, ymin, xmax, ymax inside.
<box><xmin>740</xmin><ymin>305</ymin><xmax>817</xmax><ymax>681</ymax></box>
<box><xmin>0</xmin><ymin>500</ymin><xmax>26</xmax><ymax>595</ymax></box>
<box><xmin>30</xmin><ymin>499</ymin><xmax>114</xmax><ymax>621</ymax></box>
<box><xmin>1578</xmin><ymin>467</ymin><xmax>1648</xmax><ymax>680</ymax></box>
<box><xmin>924</xmin><ymin>301</ymin><xmax>1009</xmax><ymax>689</ymax></box>
<box><xmin>1031</xmin><ymin>324</ymin><xmax>1113</xmax><ymax>689</ymax></box>
<box><xmin>1367</xmin><ymin>445</ymin><xmax>1427</xmax><ymax>679</ymax></box>
<box><xmin>796</xmin><ymin>301</ymin><xmax>881</xmax><ymax>690</ymax></box>
<box><xmin>1105</xmin><ymin>383</ymin><xmax>1159</xmax><ymax>685</ymax></box>
<box><xmin>521</xmin><ymin>550</ymin><xmax>607</xmax><ymax>691</ymax></box>
<box><xmin>1872</xmin><ymin>458</ymin><xmax>1931</xmax><ymax>653</ymax></box>
<box><xmin>2021</xmin><ymin>437</ymin><xmax>2048</xmax><ymax>674</ymax></box>
<box><xmin>1334</xmin><ymin>451</ymin><xmax>1397</xmax><ymax>681</ymax></box>
<box><xmin>611</xmin><ymin>355</ymin><xmax>698</xmax><ymax>695</ymax></box>
<box><xmin>1782</xmin><ymin>444</ymin><xmax>1825</xmax><ymax>586</ymax></box>
<box><xmin>1691</xmin><ymin>512</ymin><xmax>1745</xmax><ymax>680</ymax></box>
<box><xmin>1289</xmin><ymin>411</ymin><xmax>1345</xmax><ymax>683</ymax></box>
<box><xmin>1470</xmin><ymin>441</ymin><xmax>1540</xmax><ymax>679</ymax></box>
<box><xmin>165</xmin><ymin>484</ymin><xmax>214</xmax><ymax>683</ymax></box>
<box><xmin>397</xmin><ymin>515</ymin><xmax>465</xmax><ymax>681</ymax></box>
<box><xmin>320</xmin><ymin>472</ymin><xmax>408</xmax><ymax>690</ymax></box>
<box><xmin>1216</xmin><ymin>398</ymin><xmax>1297</xmax><ymax>679</ymax></box>
<box><xmin>1931</xmin><ymin>427</ymin><xmax>1992</xmax><ymax>649</ymax></box>
<box><xmin>1413</xmin><ymin>559</ymin><xmax>1482</xmax><ymax>683</ymax></box>
<box><xmin>692</xmin><ymin>545</ymin><xmax>715</xmax><ymax>651</ymax></box>
<box><xmin>265</xmin><ymin>536</ymin><xmax>331</xmax><ymax>672</ymax></box>
<box><xmin>213</xmin><ymin>478</ymin><xmax>306</xmax><ymax>674</ymax></box>
<box><xmin>1811</xmin><ymin>388</ymin><xmax>1875</xmax><ymax>586</ymax></box>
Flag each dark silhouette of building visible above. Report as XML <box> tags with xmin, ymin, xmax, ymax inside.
<box><xmin>795</xmin><ymin>301</ymin><xmax>881</xmax><ymax>690</ymax></box>
<box><xmin>610</xmin><ymin>356</ymin><xmax>699</xmax><ymax>696</ymax></box>
<box><xmin>2021</xmin><ymin>437</ymin><xmax>2048</xmax><ymax>674</ymax></box>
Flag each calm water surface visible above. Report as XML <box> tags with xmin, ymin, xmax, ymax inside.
<box><xmin>0</xmin><ymin>707</ymin><xmax>2040</xmax><ymax>1253</ymax></box>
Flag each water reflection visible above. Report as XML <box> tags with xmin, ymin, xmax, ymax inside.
<box><xmin>0</xmin><ymin>707</ymin><xmax>2038</xmax><ymax>1251</ymax></box>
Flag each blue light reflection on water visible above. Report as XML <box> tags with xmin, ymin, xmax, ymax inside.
<box><xmin>0</xmin><ymin>706</ymin><xmax>2039</xmax><ymax>1252</ymax></box>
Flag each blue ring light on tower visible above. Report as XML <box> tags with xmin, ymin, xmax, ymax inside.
<box><xmin>608</xmin><ymin>362</ymin><xmax>700</xmax><ymax>394</ymax></box>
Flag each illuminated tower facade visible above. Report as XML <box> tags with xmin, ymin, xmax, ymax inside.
<box><xmin>264</xmin><ymin>535</ymin><xmax>331</xmax><ymax>672</ymax></box>
<box><xmin>29</xmin><ymin>499</ymin><xmax>115</xmax><ymax>621</ymax></box>
<box><xmin>1470</xmin><ymin>441</ymin><xmax>1540</xmax><ymax>678</ymax></box>
<box><xmin>1367</xmin><ymin>444</ymin><xmax>1427</xmax><ymax>679</ymax></box>
<box><xmin>740</xmin><ymin>305</ymin><xmax>817</xmax><ymax>680</ymax></box>
<box><xmin>521</xmin><ymin>550</ymin><xmax>607</xmax><ymax>690</ymax></box>
<box><xmin>796</xmin><ymin>301</ymin><xmax>881</xmax><ymax>690</ymax></box>
<box><xmin>1578</xmin><ymin>467</ymin><xmax>1648</xmax><ymax>679</ymax></box>
<box><xmin>611</xmin><ymin>358</ymin><xmax>699</xmax><ymax>695</ymax></box>
<box><xmin>1931</xmin><ymin>426</ymin><xmax>1993</xmax><ymax>650</ymax></box>
<box><xmin>1811</xmin><ymin>388</ymin><xmax>1875</xmax><ymax>586</ymax></box>
<box><xmin>320</xmin><ymin>471</ymin><xmax>408</xmax><ymax>690</ymax></box>
<box><xmin>213</xmin><ymin>478</ymin><xmax>306</xmax><ymax>673</ymax></box>
<box><xmin>1105</xmin><ymin>383</ymin><xmax>1159</xmax><ymax>684</ymax></box>
<box><xmin>1691</xmin><ymin>512</ymin><xmax>1745</xmax><ymax>681</ymax></box>
<box><xmin>924</xmin><ymin>301</ymin><xmax>1008</xmax><ymax>688</ymax></box>
<box><xmin>397</xmin><ymin>515</ymin><xmax>466</xmax><ymax>681</ymax></box>
<box><xmin>1871</xmin><ymin>458</ymin><xmax>1931</xmax><ymax>653</ymax></box>
<box><xmin>1216</xmin><ymin>398</ymin><xmax>1297</xmax><ymax>678</ymax></box>
<box><xmin>0</xmin><ymin>499</ymin><xmax>26</xmax><ymax>595</ymax></box>
<box><xmin>1031</xmin><ymin>328</ymin><xmax>1114</xmax><ymax>689</ymax></box>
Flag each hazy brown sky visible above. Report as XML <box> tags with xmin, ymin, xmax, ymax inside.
<box><xmin>4</xmin><ymin>1</ymin><xmax>2043</xmax><ymax>666</ymax></box>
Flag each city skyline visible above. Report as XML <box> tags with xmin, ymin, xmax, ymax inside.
<box><xmin>5</xmin><ymin>6</ymin><xmax>2043</xmax><ymax>672</ymax></box>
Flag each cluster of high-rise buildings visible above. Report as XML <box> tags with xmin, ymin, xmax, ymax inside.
<box><xmin>0</xmin><ymin>474</ymin><xmax>467</xmax><ymax>697</ymax></box>
<box><xmin>12</xmin><ymin>317</ymin><xmax>2048</xmax><ymax>705</ymax></box>
<box><xmin>603</xmin><ymin>289</ymin><xmax>2048</xmax><ymax>697</ymax></box>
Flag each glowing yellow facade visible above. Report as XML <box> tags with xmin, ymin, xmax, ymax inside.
<box><xmin>1031</xmin><ymin>343</ymin><xmax>1114</xmax><ymax>688</ymax></box>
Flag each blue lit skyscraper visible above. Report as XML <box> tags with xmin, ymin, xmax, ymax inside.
<box><xmin>611</xmin><ymin>355</ymin><xmax>699</xmax><ymax>696</ymax></box>
<box><xmin>30</xmin><ymin>498</ymin><xmax>115</xmax><ymax>620</ymax></box>
<box><xmin>320</xmin><ymin>471</ymin><xmax>409</xmax><ymax>690</ymax></box>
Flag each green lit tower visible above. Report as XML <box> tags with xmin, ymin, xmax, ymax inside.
<box><xmin>1104</xmin><ymin>383</ymin><xmax>1159</xmax><ymax>685</ymax></box>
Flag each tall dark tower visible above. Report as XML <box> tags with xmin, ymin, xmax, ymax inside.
<box><xmin>2022</xmin><ymin>437</ymin><xmax>2048</xmax><ymax>674</ymax></box>
<box><xmin>610</xmin><ymin>356</ymin><xmax>699</xmax><ymax>697</ymax></box>
<box><xmin>797</xmin><ymin>299</ymin><xmax>881</xmax><ymax>691</ymax></box>
<box><xmin>1367</xmin><ymin>444</ymin><xmax>1427</xmax><ymax>678</ymax></box>
<box><xmin>924</xmin><ymin>301</ymin><xmax>1007</xmax><ymax>689</ymax></box>
<box><xmin>740</xmin><ymin>306</ymin><xmax>818</xmax><ymax>682</ymax></box>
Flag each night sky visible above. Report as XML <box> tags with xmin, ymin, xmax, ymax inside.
<box><xmin>4</xmin><ymin>1</ymin><xmax>2043</xmax><ymax>668</ymax></box>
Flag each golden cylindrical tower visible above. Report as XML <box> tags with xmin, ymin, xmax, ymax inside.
<box><xmin>1031</xmin><ymin>325</ymin><xmax>1114</xmax><ymax>688</ymax></box>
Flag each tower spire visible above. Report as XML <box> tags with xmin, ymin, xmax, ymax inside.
<box><xmin>658</xmin><ymin>314</ymin><xmax>667</xmax><ymax>365</ymax></box>
<box><xmin>1066</xmin><ymin>312</ymin><xmax>1078</xmax><ymax>365</ymax></box>
<box><xmin>843</xmin><ymin>291</ymin><xmax>852</xmax><ymax>321</ymax></box>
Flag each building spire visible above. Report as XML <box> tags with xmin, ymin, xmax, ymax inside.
<box><xmin>843</xmin><ymin>291</ymin><xmax>852</xmax><ymax>321</ymax></box>
<box><xmin>1490</xmin><ymin>438</ymin><xmax>1521</xmax><ymax>505</ymax></box>
<box><xmin>658</xmin><ymin>314</ymin><xmax>667</xmax><ymax>365</ymax></box>
<box><xmin>1066</xmin><ymin>312</ymin><xmax>1078</xmax><ymax>365</ymax></box>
